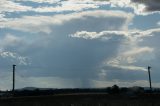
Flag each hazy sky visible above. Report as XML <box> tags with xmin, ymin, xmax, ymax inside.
<box><xmin>0</xmin><ymin>0</ymin><xmax>160</xmax><ymax>90</ymax></box>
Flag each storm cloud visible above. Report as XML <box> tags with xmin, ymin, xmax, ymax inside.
<box><xmin>131</xmin><ymin>0</ymin><xmax>160</xmax><ymax>12</ymax></box>
<box><xmin>0</xmin><ymin>0</ymin><xmax>159</xmax><ymax>90</ymax></box>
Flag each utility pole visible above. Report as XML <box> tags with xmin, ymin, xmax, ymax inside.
<box><xmin>148</xmin><ymin>66</ymin><xmax>152</xmax><ymax>91</ymax></box>
<box><xmin>13</xmin><ymin>64</ymin><xmax>16</xmax><ymax>94</ymax></box>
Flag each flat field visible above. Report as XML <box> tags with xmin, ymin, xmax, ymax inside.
<box><xmin>0</xmin><ymin>93</ymin><xmax>160</xmax><ymax>106</ymax></box>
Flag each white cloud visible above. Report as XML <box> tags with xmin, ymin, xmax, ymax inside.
<box><xmin>63</xmin><ymin>0</ymin><xmax>109</xmax><ymax>4</ymax></box>
<box><xmin>0</xmin><ymin>15</ymin><xmax>53</xmax><ymax>33</ymax></box>
<box><xmin>0</xmin><ymin>10</ymin><xmax>133</xmax><ymax>33</ymax></box>
<box><xmin>15</xmin><ymin>0</ymin><xmax>60</xmax><ymax>4</ymax></box>
<box><xmin>0</xmin><ymin>0</ymin><xmax>32</xmax><ymax>13</ymax></box>
<box><xmin>0</xmin><ymin>49</ymin><xmax>29</xmax><ymax>65</ymax></box>
<box><xmin>70</xmin><ymin>31</ymin><xmax>128</xmax><ymax>40</ymax></box>
<box><xmin>34</xmin><ymin>3</ymin><xmax>99</xmax><ymax>12</ymax></box>
<box><xmin>0</xmin><ymin>50</ymin><xmax>16</xmax><ymax>58</ymax></box>
<box><xmin>0</xmin><ymin>0</ymin><xmax>99</xmax><ymax>14</ymax></box>
<box><xmin>107</xmin><ymin>64</ymin><xmax>148</xmax><ymax>72</ymax></box>
<box><xmin>128</xmin><ymin>28</ymin><xmax>160</xmax><ymax>42</ymax></box>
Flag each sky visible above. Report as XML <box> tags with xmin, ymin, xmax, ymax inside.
<box><xmin>0</xmin><ymin>0</ymin><xmax>160</xmax><ymax>90</ymax></box>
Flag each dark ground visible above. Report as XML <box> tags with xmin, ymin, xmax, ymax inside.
<box><xmin>0</xmin><ymin>93</ymin><xmax>160</xmax><ymax>106</ymax></box>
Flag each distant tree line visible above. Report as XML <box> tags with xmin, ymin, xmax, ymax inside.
<box><xmin>0</xmin><ymin>85</ymin><xmax>160</xmax><ymax>97</ymax></box>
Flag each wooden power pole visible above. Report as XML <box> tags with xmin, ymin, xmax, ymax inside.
<box><xmin>148</xmin><ymin>66</ymin><xmax>152</xmax><ymax>91</ymax></box>
<box><xmin>13</xmin><ymin>64</ymin><xmax>16</xmax><ymax>93</ymax></box>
